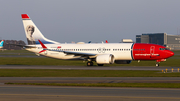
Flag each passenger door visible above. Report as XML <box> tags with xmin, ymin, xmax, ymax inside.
<box><xmin>150</xmin><ymin>46</ymin><xmax>155</xmax><ymax>58</ymax></box>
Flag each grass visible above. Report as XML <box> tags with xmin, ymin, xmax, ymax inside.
<box><xmin>172</xmin><ymin>50</ymin><xmax>180</xmax><ymax>55</ymax></box>
<box><xmin>0</xmin><ymin>57</ymin><xmax>179</xmax><ymax>66</ymax></box>
<box><xmin>5</xmin><ymin>83</ymin><xmax>180</xmax><ymax>88</ymax></box>
<box><xmin>0</xmin><ymin>50</ymin><xmax>35</xmax><ymax>56</ymax></box>
<box><xmin>0</xmin><ymin>69</ymin><xmax>180</xmax><ymax>77</ymax></box>
<box><xmin>0</xmin><ymin>50</ymin><xmax>31</xmax><ymax>53</ymax></box>
<box><xmin>1</xmin><ymin>50</ymin><xmax>180</xmax><ymax>88</ymax></box>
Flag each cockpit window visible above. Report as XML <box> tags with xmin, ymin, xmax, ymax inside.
<box><xmin>159</xmin><ymin>48</ymin><xmax>169</xmax><ymax>50</ymax></box>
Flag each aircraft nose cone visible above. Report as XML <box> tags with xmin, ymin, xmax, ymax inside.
<box><xmin>170</xmin><ymin>51</ymin><xmax>174</xmax><ymax>56</ymax></box>
<box><xmin>168</xmin><ymin>51</ymin><xmax>174</xmax><ymax>57</ymax></box>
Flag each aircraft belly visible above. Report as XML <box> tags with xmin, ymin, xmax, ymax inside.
<box><xmin>114</xmin><ymin>52</ymin><xmax>132</xmax><ymax>60</ymax></box>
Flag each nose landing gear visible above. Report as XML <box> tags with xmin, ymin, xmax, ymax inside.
<box><xmin>156</xmin><ymin>59</ymin><xmax>166</xmax><ymax>67</ymax></box>
<box><xmin>156</xmin><ymin>63</ymin><xmax>159</xmax><ymax>67</ymax></box>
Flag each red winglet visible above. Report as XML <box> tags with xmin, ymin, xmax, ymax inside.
<box><xmin>38</xmin><ymin>39</ymin><xmax>47</xmax><ymax>49</ymax></box>
<box><xmin>21</xmin><ymin>14</ymin><xmax>30</xmax><ymax>19</ymax></box>
<box><xmin>39</xmin><ymin>50</ymin><xmax>46</xmax><ymax>53</ymax></box>
<box><xmin>105</xmin><ymin>40</ymin><xmax>108</xmax><ymax>43</ymax></box>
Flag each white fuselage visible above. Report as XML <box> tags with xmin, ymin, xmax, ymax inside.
<box><xmin>26</xmin><ymin>43</ymin><xmax>134</xmax><ymax>60</ymax></box>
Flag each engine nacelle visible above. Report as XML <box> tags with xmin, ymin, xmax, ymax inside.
<box><xmin>96</xmin><ymin>54</ymin><xmax>115</xmax><ymax>64</ymax></box>
<box><xmin>115</xmin><ymin>60</ymin><xmax>132</xmax><ymax>64</ymax></box>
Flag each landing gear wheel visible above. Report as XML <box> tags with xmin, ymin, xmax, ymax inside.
<box><xmin>97</xmin><ymin>64</ymin><xmax>104</xmax><ymax>66</ymax></box>
<box><xmin>87</xmin><ymin>61</ymin><xmax>93</xmax><ymax>66</ymax></box>
<box><xmin>156</xmin><ymin>63</ymin><xmax>159</xmax><ymax>67</ymax></box>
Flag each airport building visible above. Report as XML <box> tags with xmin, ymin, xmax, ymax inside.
<box><xmin>136</xmin><ymin>33</ymin><xmax>180</xmax><ymax>50</ymax></box>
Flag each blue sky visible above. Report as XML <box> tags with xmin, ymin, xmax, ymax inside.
<box><xmin>0</xmin><ymin>0</ymin><xmax>180</xmax><ymax>43</ymax></box>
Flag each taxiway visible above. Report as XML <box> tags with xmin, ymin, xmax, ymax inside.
<box><xmin>1</xmin><ymin>85</ymin><xmax>180</xmax><ymax>101</ymax></box>
<box><xmin>0</xmin><ymin>65</ymin><xmax>179</xmax><ymax>70</ymax></box>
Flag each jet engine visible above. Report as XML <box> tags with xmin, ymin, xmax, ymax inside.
<box><xmin>115</xmin><ymin>60</ymin><xmax>132</xmax><ymax>64</ymax></box>
<box><xmin>96</xmin><ymin>54</ymin><xmax>115</xmax><ymax>64</ymax></box>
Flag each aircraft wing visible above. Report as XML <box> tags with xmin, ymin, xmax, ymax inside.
<box><xmin>38</xmin><ymin>39</ymin><xmax>96</xmax><ymax>58</ymax></box>
<box><xmin>49</xmin><ymin>49</ymin><xmax>96</xmax><ymax>57</ymax></box>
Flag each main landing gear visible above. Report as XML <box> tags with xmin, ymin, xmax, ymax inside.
<box><xmin>87</xmin><ymin>61</ymin><xmax>93</xmax><ymax>66</ymax></box>
<box><xmin>86</xmin><ymin>61</ymin><xmax>104</xmax><ymax>66</ymax></box>
<box><xmin>155</xmin><ymin>59</ymin><xmax>166</xmax><ymax>67</ymax></box>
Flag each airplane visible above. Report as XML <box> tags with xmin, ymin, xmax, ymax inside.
<box><xmin>21</xmin><ymin>14</ymin><xmax>174</xmax><ymax>66</ymax></box>
<box><xmin>0</xmin><ymin>40</ymin><xmax>4</xmax><ymax>49</ymax></box>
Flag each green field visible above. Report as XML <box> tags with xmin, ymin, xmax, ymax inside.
<box><xmin>172</xmin><ymin>50</ymin><xmax>180</xmax><ymax>54</ymax></box>
<box><xmin>2</xmin><ymin>69</ymin><xmax>180</xmax><ymax>88</ymax></box>
<box><xmin>1</xmin><ymin>50</ymin><xmax>180</xmax><ymax>88</ymax></box>
<box><xmin>0</xmin><ymin>69</ymin><xmax>180</xmax><ymax>77</ymax></box>
<box><xmin>0</xmin><ymin>50</ymin><xmax>32</xmax><ymax>53</ymax></box>
<box><xmin>0</xmin><ymin>57</ymin><xmax>179</xmax><ymax>66</ymax></box>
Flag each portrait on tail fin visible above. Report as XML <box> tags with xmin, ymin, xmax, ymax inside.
<box><xmin>26</xmin><ymin>25</ymin><xmax>36</xmax><ymax>45</ymax></box>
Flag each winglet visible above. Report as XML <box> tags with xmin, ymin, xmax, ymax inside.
<box><xmin>38</xmin><ymin>39</ymin><xmax>47</xmax><ymax>49</ymax></box>
<box><xmin>38</xmin><ymin>39</ymin><xmax>48</xmax><ymax>53</ymax></box>
<box><xmin>105</xmin><ymin>40</ymin><xmax>108</xmax><ymax>43</ymax></box>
